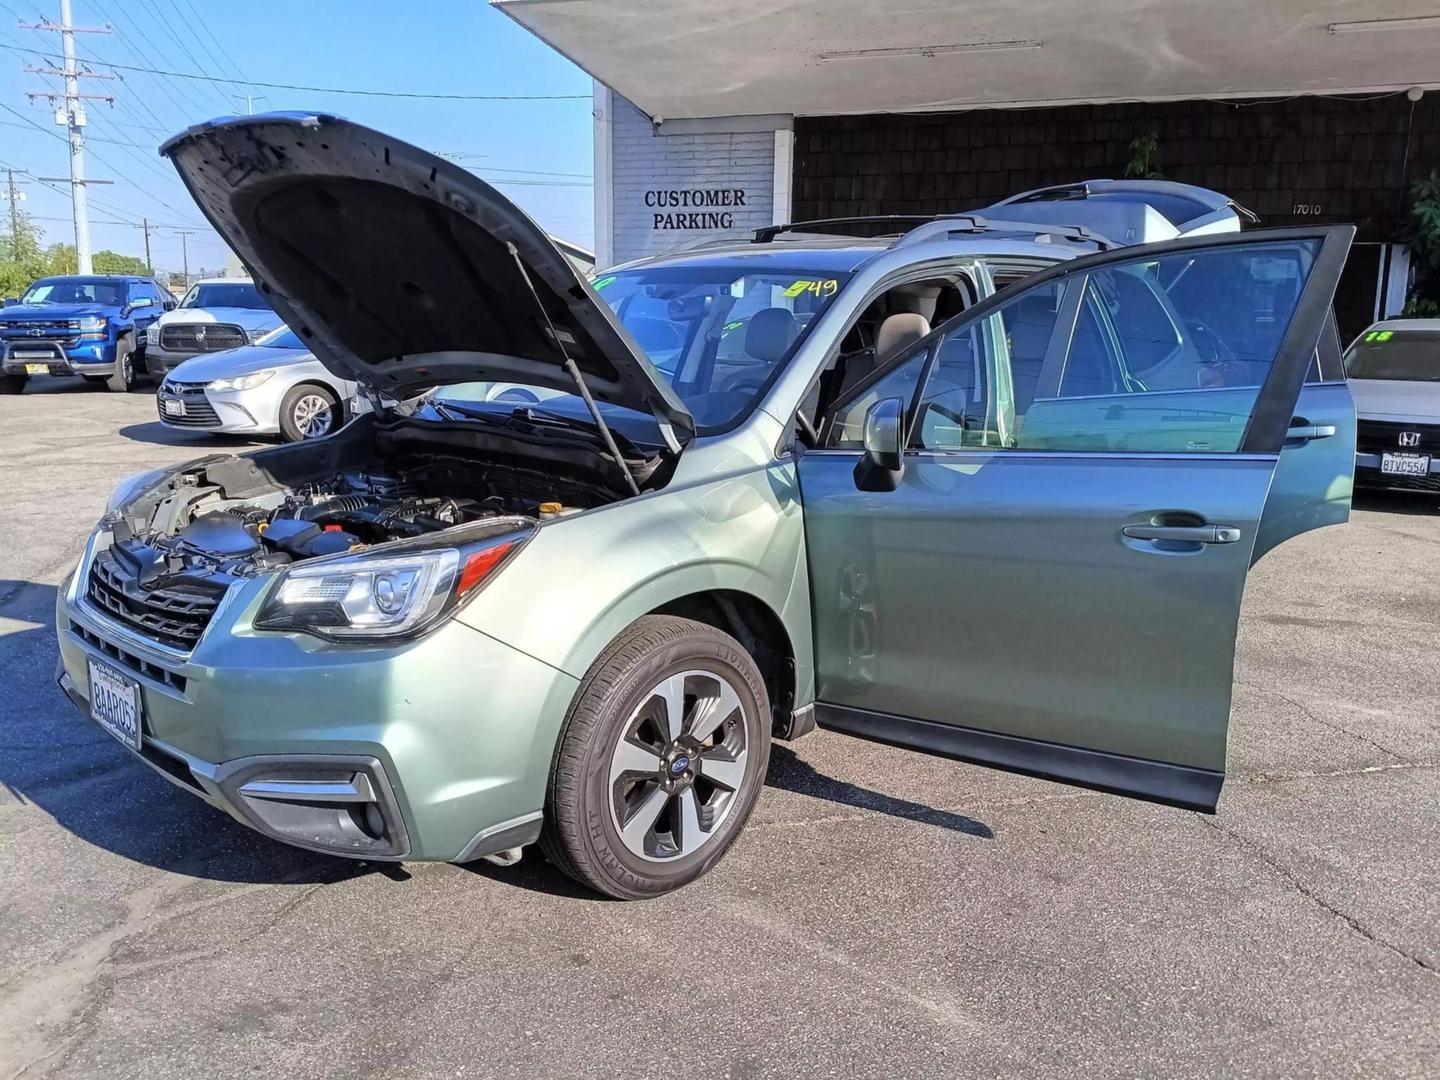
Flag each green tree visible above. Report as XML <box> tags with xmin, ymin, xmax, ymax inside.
<box><xmin>0</xmin><ymin>208</ymin><xmax>48</xmax><ymax>299</ymax></box>
<box><xmin>1405</xmin><ymin>170</ymin><xmax>1440</xmax><ymax>313</ymax></box>
<box><xmin>93</xmin><ymin>250</ymin><xmax>150</xmax><ymax>275</ymax></box>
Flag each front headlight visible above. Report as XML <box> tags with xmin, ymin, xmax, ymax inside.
<box><xmin>145</xmin><ymin>325</ymin><xmax>159</xmax><ymax>345</ymax></box>
<box><xmin>77</xmin><ymin>316</ymin><xmax>106</xmax><ymax>332</ymax></box>
<box><xmin>208</xmin><ymin>369</ymin><xmax>275</xmax><ymax>392</ymax></box>
<box><xmin>246</xmin><ymin>326</ymin><xmax>276</xmax><ymax>343</ymax></box>
<box><xmin>254</xmin><ymin>524</ymin><xmax>531</xmax><ymax>641</ymax></box>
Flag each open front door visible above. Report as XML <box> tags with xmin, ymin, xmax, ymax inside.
<box><xmin>797</xmin><ymin>227</ymin><xmax>1353</xmax><ymax>811</ymax></box>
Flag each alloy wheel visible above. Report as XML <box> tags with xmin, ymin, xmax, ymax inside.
<box><xmin>292</xmin><ymin>393</ymin><xmax>334</xmax><ymax>438</ymax></box>
<box><xmin>607</xmin><ymin>669</ymin><xmax>750</xmax><ymax>862</ymax></box>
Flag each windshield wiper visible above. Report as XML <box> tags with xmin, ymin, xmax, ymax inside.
<box><xmin>506</xmin><ymin>405</ymin><xmax>644</xmax><ymax>457</ymax></box>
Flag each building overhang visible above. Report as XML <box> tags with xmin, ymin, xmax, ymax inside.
<box><xmin>494</xmin><ymin>0</ymin><xmax>1440</xmax><ymax>119</ymax></box>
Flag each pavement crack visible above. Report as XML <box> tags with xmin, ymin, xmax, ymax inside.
<box><xmin>1233</xmin><ymin>760</ymin><xmax>1440</xmax><ymax>786</ymax></box>
<box><xmin>1195</xmin><ymin>814</ymin><xmax>1437</xmax><ymax>978</ymax></box>
<box><xmin>1237</xmin><ymin>681</ymin><xmax>1413</xmax><ymax>762</ymax></box>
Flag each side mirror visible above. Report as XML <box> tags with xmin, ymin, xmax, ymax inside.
<box><xmin>853</xmin><ymin>396</ymin><xmax>906</xmax><ymax>492</ymax></box>
<box><xmin>2</xmin><ymin>297</ymin><xmax>17</xmax><ymax>307</ymax></box>
<box><xmin>128</xmin><ymin>297</ymin><xmax>154</xmax><ymax>311</ymax></box>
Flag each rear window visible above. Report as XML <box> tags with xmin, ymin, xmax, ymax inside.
<box><xmin>1345</xmin><ymin>328</ymin><xmax>1440</xmax><ymax>381</ymax></box>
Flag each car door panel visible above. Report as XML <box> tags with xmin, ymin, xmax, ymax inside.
<box><xmin>801</xmin><ymin>450</ymin><xmax>1273</xmax><ymax>778</ymax></box>
<box><xmin>797</xmin><ymin>226</ymin><xmax>1353</xmax><ymax>811</ymax></box>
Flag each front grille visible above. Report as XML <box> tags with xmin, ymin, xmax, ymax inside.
<box><xmin>86</xmin><ymin>547</ymin><xmax>227</xmax><ymax>650</ymax></box>
<box><xmin>160</xmin><ymin>323</ymin><xmax>246</xmax><ymax>353</ymax></box>
<box><xmin>157</xmin><ymin>381</ymin><xmax>220</xmax><ymax>427</ymax></box>
<box><xmin>0</xmin><ymin>323</ymin><xmax>80</xmax><ymax>348</ymax></box>
<box><xmin>69</xmin><ymin>620</ymin><xmax>187</xmax><ymax>691</ymax></box>
<box><xmin>1356</xmin><ymin>419</ymin><xmax>1440</xmax><ymax>455</ymax></box>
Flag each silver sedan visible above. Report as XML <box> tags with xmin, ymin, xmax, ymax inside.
<box><xmin>156</xmin><ymin>327</ymin><xmax>364</xmax><ymax>441</ymax></box>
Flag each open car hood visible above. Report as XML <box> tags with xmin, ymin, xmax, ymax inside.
<box><xmin>160</xmin><ymin>113</ymin><xmax>693</xmax><ymax>439</ymax></box>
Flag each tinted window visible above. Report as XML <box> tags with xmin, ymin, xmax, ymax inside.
<box><xmin>1345</xmin><ymin>328</ymin><xmax>1440</xmax><ymax>381</ymax></box>
<box><xmin>180</xmin><ymin>282</ymin><xmax>270</xmax><ymax>310</ymax></box>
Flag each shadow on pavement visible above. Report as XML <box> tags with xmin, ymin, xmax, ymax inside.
<box><xmin>0</xmin><ymin>577</ymin><xmax>368</xmax><ymax>886</ymax></box>
<box><xmin>1353</xmin><ymin>488</ymin><xmax>1440</xmax><ymax>516</ymax></box>
<box><xmin>765</xmin><ymin>744</ymin><xmax>995</xmax><ymax>838</ymax></box>
<box><xmin>118</xmin><ymin>420</ymin><xmax>262</xmax><ymax>448</ymax></box>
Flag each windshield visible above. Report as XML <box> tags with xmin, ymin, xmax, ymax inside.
<box><xmin>599</xmin><ymin>266</ymin><xmax>850</xmax><ymax>431</ymax></box>
<box><xmin>434</xmin><ymin>264</ymin><xmax>852</xmax><ymax>437</ymax></box>
<box><xmin>21</xmin><ymin>278</ymin><xmax>126</xmax><ymax>306</ymax></box>
<box><xmin>255</xmin><ymin>326</ymin><xmax>304</xmax><ymax>349</ymax></box>
<box><xmin>179</xmin><ymin>282</ymin><xmax>270</xmax><ymax>310</ymax></box>
<box><xmin>1345</xmin><ymin>328</ymin><xmax>1440</xmax><ymax>382</ymax></box>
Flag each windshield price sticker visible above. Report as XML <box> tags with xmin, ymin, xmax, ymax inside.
<box><xmin>782</xmin><ymin>279</ymin><xmax>840</xmax><ymax>299</ymax></box>
<box><xmin>1364</xmin><ymin>330</ymin><xmax>1395</xmax><ymax>343</ymax></box>
<box><xmin>592</xmin><ymin>275</ymin><xmax>617</xmax><ymax>291</ymax></box>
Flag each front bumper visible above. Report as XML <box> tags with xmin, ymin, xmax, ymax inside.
<box><xmin>1355</xmin><ymin>452</ymin><xmax>1440</xmax><ymax>492</ymax></box>
<box><xmin>144</xmin><ymin>344</ymin><xmax>203</xmax><ymax>373</ymax></box>
<box><xmin>1</xmin><ymin>338</ymin><xmax>114</xmax><ymax>375</ymax></box>
<box><xmin>156</xmin><ymin>379</ymin><xmax>283</xmax><ymax>434</ymax></box>
<box><xmin>55</xmin><ymin>551</ymin><xmax>579</xmax><ymax>862</ymax></box>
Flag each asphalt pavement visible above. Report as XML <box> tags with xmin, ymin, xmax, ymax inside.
<box><xmin>1</xmin><ymin>379</ymin><xmax>1437</xmax><ymax>1079</ymax></box>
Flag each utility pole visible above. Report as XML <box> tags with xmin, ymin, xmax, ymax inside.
<box><xmin>1</xmin><ymin>169</ymin><xmax>28</xmax><ymax>254</ymax></box>
<box><xmin>232</xmin><ymin>93</ymin><xmax>265</xmax><ymax>116</ymax></box>
<box><xmin>174</xmin><ymin>229</ymin><xmax>197</xmax><ymax>286</ymax></box>
<box><xmin>22</xmin><ymin>1</ymin><xmax>113</xmax><ymax>274</ymax></box>
<box><xmin>140</xmin><ymin>218</ymin><xmax>151</xmax><ymax>273</ymax></box>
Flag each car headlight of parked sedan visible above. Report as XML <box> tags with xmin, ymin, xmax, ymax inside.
<box><xmin>208</xmin><ymin>368</ymin><xmax>276</xmax><ymax>391</ymax></box>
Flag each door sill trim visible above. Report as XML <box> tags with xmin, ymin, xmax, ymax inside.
<box><xmin>814</xmin><ymin>703</ymin><xmax>1222</xmax><ymax>812</ymax></box>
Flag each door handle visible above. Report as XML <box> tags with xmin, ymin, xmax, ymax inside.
<box><xmin>1286</xmin><ymin>422</ymin><xmax>1337</xmax><ymax>442</ymax></box>
<box><xmin>1122</xmin><ymin>524</ymin><xmax>1242</xmax><ymax>544</ymax></box>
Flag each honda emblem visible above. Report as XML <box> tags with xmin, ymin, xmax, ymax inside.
<box><xmin>1399</xmin><ymin>431</ymin><xmax>1422</xmax><ymax>448</ymax></box>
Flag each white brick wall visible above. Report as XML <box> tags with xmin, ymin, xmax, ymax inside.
<box><xmin>608</xmin><ymin>95</ymin><xmax>779</xmax><ymax>265</ymax></box>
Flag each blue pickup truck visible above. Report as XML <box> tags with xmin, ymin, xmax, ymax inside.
<box><xmin>0</xmin><ymin>274</ymin><xmax>176</xmax><ymax>393</ymax></box>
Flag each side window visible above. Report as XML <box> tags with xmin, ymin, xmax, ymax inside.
<box><xmin>913</xmin><ymin>281</ymin><xmax>1063</xmax><ymax>450</ymax></box>
<box><xmin>826</xmin><ymin>348</ymin><xmax>929</xmax><ymax>450</ymax></box>
<box><xmin>1016</xmin><ymin>240</ymin><xmax>1321</xmax><ymax>453</ymax></box>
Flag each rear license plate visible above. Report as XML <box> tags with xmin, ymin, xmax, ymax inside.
<box><xmin>23</xmin><ymin>362</ymin><xmax>50</xmax><ymax>373</ymax></box>
<box><xmin>1381</xmin><ymin>452</ymin><xmax>1431</xmax><ymax>477</ymax></box>
<box><xmin>88</xmin><ymin>659</ymin><xmax>142</xmax><ymax>751</ymax></box>
<box><xmin>163</xmin><ymin>398</ymin><xmax>185</xmax><ymax>417</ymax></box>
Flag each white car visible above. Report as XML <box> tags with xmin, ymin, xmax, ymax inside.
<box><xmin>143</xmin><ymin>277</ymin><xmax>282</xmax><ymax>376</ymax></box>
<box><xmin>1346</xmin><ymin>318</ymin><xmax>1440</xmax><ymax>491</ymax></box>
<box><xmin>157</xmin><ymin>326</ymin><xmax>365</xmax><ymax>441</ymax></box>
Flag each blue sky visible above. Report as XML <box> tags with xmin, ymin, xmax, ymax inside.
<box><xmin>0</xmin><ymin>0</ymin><xmax>594</xmax><ymax>276</ymax></box>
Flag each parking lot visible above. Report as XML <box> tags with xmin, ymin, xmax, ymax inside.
<box><xmin>1</xmin><ymin>381</ymin><xmax>1437</xmax><ymax>1078</ymax></box>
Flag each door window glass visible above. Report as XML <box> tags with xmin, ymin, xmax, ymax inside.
<box><xmin>826</xmin><ymin>348</ymin><xmax>929</xmax><ymax>449</ymax></box>
<box><xmin>914</xmin><ymin>281</ymin><xmax>1063</xmax><ymax>451</ymax></box>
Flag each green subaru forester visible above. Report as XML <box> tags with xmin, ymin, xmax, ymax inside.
<box><xmin>56</xmin><ymin>114</ymin><xmax>1356</xmax><ymax>897</ymax></box>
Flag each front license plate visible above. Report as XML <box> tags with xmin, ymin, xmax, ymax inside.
<box><xmin>88</xmin><ymin>659</ymin><xmax>142</xmax><ymax>751</ymax></box>
<box><xmin>1381</xmin><ymin>452</ymin><xmax>1431</xmax><ymax>477</ymax></box>
<box><xmin>24</xmin><ymin>362</ymin><xmax>49</xmax><ymax>374</ymax></box>
<box><xmin>163</xmin><ymin>398</ymin><xmax>185</xmax><ymax>417</ymax></box>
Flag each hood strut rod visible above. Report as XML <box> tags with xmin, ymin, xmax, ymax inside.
<box><xmin>505</xmin><ymin>242</ymin><xmax>641</xmax><ymax>497</ymax></box>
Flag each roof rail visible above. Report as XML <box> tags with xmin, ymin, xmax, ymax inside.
<box><xmin>891</xmin><ymin>214</ymin><xmax>1114</xmax><ymax>251</ymax></box>
<box><xmin>752</xmin><ymin>215</ymin><xmax>949</xmax><ymax>243</ymax></box>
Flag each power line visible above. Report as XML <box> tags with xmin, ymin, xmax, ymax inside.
<box><xmin>0</xmin><ymin>42</ymin><xmax>590</xmax><ymax>99</ymax></box>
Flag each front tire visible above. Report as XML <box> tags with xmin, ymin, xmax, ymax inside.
<box><xmin>279</xmin><ymin>383</ymin><xmax>341</xmax><ymax>441</ymax></box>
<box><xmin>541</xmin><ymin>615</ymin><xmax>772</xmax><ymax>899</ymax></box>
<box><xmin>106</xmin><ymin>336</ymin><xmax>135</xmax><ymax>393</ymax></box>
